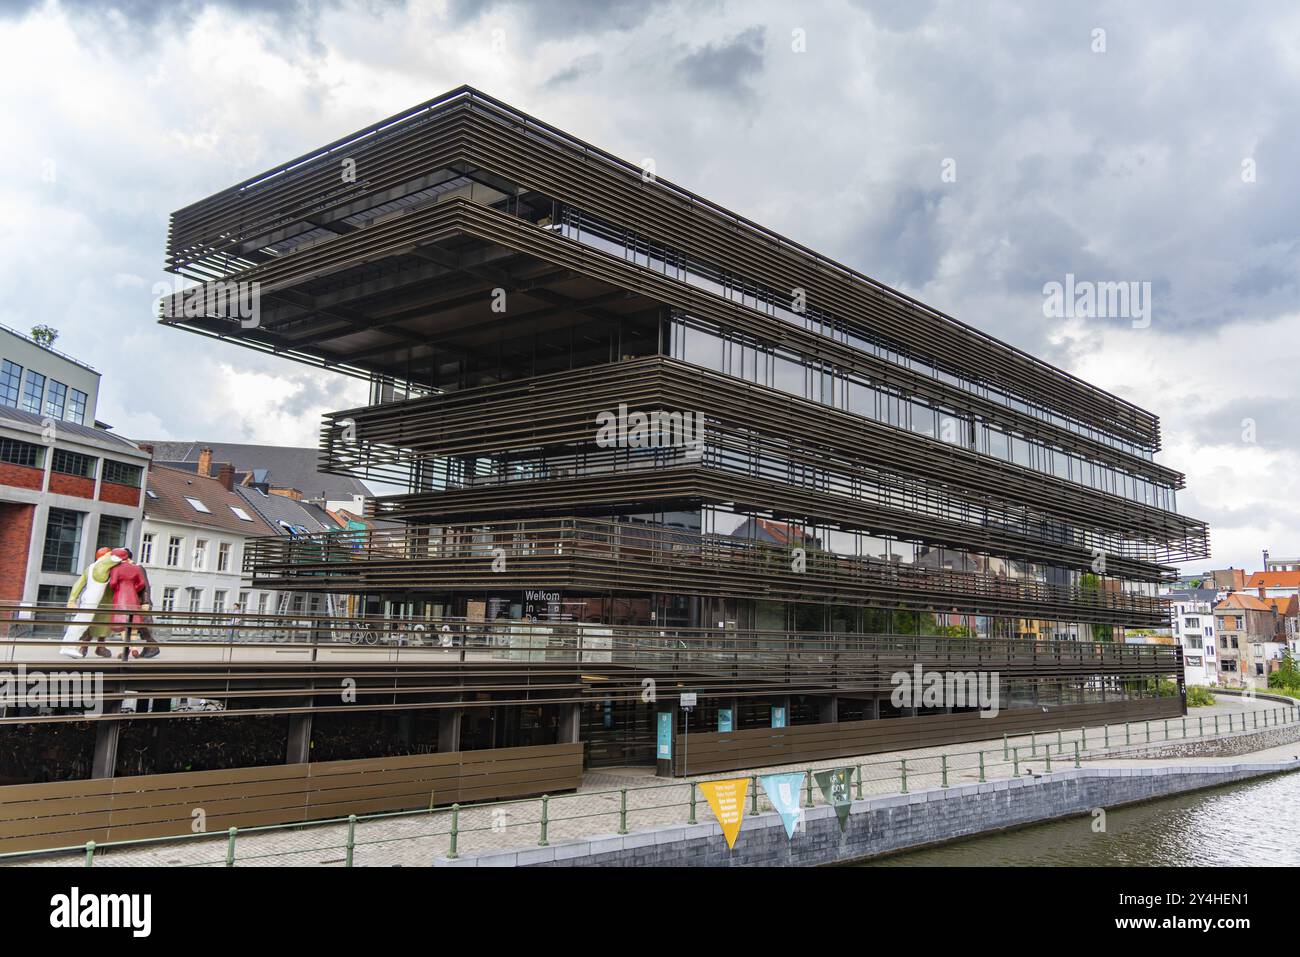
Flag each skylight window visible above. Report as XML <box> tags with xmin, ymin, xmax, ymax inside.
<box><xmin>230</xmin><ymin>506</ymin><xmax>253</xmax><ymax>521</ymax></box>
<box><xmin>185</xmin><ymin>496</ymin><xmax>211</xmax><ymax>513</ymax></box>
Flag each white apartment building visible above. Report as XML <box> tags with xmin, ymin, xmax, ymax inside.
<box><xmin>139</xmin><ymin>464</ymin><xmax>277</xmax><ymax>618</ymax></box>
<box><xmin>1167</xmin><ymin>589</ymin><xmax>1217</xmax><ymax>686</ymax></box>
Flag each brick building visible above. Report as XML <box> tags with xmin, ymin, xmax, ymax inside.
<box><xmin>1213</xmin><ymin>592</ymin><xmax>1293</xmax><ymax>689</ymax></box>
<box><xmin>0</xmin><ymin>327</ymin><xmax>149</xmax><ymax>605</ymax></box>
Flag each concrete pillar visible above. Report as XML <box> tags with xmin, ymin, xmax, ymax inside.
<box><xmin>286</xmin><ymin>712</ymin><xmax>312</xmax><ymax>765</ymax></box>
<box><xmin>92</xmin><ymin>702</ymin><xmax>122</xmax><ymax>780</ymax></box>
<box><xmin>438</xmin><ymin>709</ymin><xmax>463</xmax><ymax>753</ymax></box>
<box><xmin>558</xmin><ymin>702</ymin><xmax>582</xmax><ymax>744</ymax></box>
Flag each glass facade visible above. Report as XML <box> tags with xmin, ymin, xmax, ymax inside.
<box><xmin>41</xmin><ymin>508</ymin><xmax>83</xmax><ymax>574</ymax></box>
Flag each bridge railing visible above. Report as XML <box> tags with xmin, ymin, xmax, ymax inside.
<box><xmin>4</xmin><ymin>701</ymin><xmax>1293</xmax><ymax>867</ymax></box>
<box><xmin>0</xmin><ymin>603</ymin><xmax>1180</xmax><ymax>672</ymax></box>
<box><xmin>241</xmin><ymin>517</ymin><xmax>1167</xmax><ymax>622</ymax></box>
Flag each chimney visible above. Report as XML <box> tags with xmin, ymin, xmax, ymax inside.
<box><xmin>217</xmin><ymin>463</ymin><xmax>235</xmax><ymax>492</ymax></box>
<box><xmin>138</xmin><ymin>443</ymin><xmax>155</xmax><ymax>457</ymax></box>
<box><xmin>197</xmin><ymin>447</ymin><xmax>213</xmax><ymax>477</ymax></box>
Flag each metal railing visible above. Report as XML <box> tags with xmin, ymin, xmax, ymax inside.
<box><xmin>7</xmin><ymin>703</ymin><xmax>1294</xmax><ymax>867</ymax></box>
<box><xmin>242</xmin><ymin>517</ymin><xmax>1166</xmax><ymax>620</ymax></box>
<box><xmin>0</xmin><ymin>603</ymin><xmax>1180</xmax><ymax>672</ymax></box>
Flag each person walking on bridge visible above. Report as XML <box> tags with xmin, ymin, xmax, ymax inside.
<box><xmin>110</xmin><ymin>547</ymin><xmax>160</xmax><ymax>660</ymax></box>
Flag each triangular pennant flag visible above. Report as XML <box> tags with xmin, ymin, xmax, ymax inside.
<box><xmin>813</xmin><ymin>767</ymin><xmax>854</xmax><ymax>831</ymax></box>
<box><xmin>698</xmin><ymin>778</ymin><xmax>749</xmax><ymax>849</ymax></box>
<box><xmin>759</xmin><ymin>772</ymin><xmax>806</xmax><ymax>839</ymax></box>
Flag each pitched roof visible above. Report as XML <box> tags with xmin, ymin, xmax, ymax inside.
<box><xmin>1261</xmin><ymin>595</ymin><xmax>1300</xmax><ymax>616</ymax></box>
<box><xmin>233</xmin><ymin>485</ymin><xmax>337</xmax><ymax>537</ymax></box>
<box><xmin>144</xmin><ymin>465</ymin><xmax>277</xmax><ymax>535</ymax></box>
<box><xmin>1214</xmin><ymin>592</ymin><xmax>1274</xmax><ymax>613</ymax></box>
<box><xmin>1244</xmin><ymin>571</ymin><xmax>1300</xmax><ymax>589</ymax></box>
<box><xmin>0</xmin><ymin>405</ymin><xmax>140</xmax><ymax>450</ymax></box>
<box><xmin>138</xmin><ymin>440</ymin><xmax>371</xmax><ymax>499</ymax></box>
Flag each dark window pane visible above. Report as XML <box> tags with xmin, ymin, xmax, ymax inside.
<box><xmin>42</xmin><ymin>508</ymin><xmax>84</xmax><ymax>573</ymax></box>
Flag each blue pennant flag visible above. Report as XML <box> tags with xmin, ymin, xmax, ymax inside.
<box><xmin>760</xmin><ymin>772</ymin><xmax>806</xmax><ymax>839</ymax></box>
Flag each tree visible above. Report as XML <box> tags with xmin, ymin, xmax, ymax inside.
<box><xmin>1269</xmin><ymin>647</ymin><xmax>1300</xmax><ymax>690</ymax></box>
<box><xmin>30</xmin><ymin>324</ymin><xmax>59</xmax><ymax>348</ymax></box>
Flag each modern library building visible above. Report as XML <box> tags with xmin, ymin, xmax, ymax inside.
<box><xmin>152</xmin><ymin>86</ymin><xmax>1206</xmax><ymax>776</ymax></box>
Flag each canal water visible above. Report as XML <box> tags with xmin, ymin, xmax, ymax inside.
<box><xmin>864</xmin><ymin>770</ymin><xmax>1300</xmax><ymax>866</ymax></box>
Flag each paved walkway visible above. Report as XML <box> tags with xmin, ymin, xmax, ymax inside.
<box><xmin>14</xmin><ymin>694</ymin><xmax>1295</xmax><ymax>868</ymax></box>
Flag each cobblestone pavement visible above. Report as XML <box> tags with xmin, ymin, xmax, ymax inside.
<box><xmin>12</xmin><ymin>694</ymin><xmax>1292</xmax><ymax>868</ymax></box>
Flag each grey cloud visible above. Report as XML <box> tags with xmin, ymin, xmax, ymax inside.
<box><xmin>0</xmin><ymin>0</ymin><xmax>383</xmax><ymax>55</ymax></box>
<box><xmin>543</xmin><ymin>52</ymin><xmax>603</xmax><ymax>89</ymax></box>
<box><xmin>675</xmin><ymin>25</ymin><xmax>765</xmax><ymax>103</ymax></box>
<box><xmin>445</xmin><ymin>0</ymin><xmax>672</xmax><ymax>37</ymax></box>
<box><xmin>841</xmin><ymin>186</ymin><xmax>946</xmax><ymax>289</ymax></box>
<box><xmin>1182</xmin><ymin>399</ymin><xmax>1300</xmax><ymax>452</ymax></box>
<box><xmin>848</xmin><ymin>0</ymin><xmax>937</xmax><ymax>32</ymax></box>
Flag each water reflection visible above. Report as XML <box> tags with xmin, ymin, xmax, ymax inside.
<box><xmin>866</xmin><ymin>771</ymin><xmax>1300</xmax><ymax>866</ymax></box>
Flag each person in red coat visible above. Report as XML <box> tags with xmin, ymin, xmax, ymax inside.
<box><xmin>109</xmin><ymin>547</ymin><xmax>160</xmax><ymax>660</ymax></box>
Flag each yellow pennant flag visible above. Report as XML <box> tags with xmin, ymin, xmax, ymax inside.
<box><xmin>698</xmin><ymin>778</ymin><xmax>749</xmax><ymax>850</ymax></box>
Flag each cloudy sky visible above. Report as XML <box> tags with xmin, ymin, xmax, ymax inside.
<box><xmin>1</xmin><ymin>0</ymin><xmax>1297</xmax><ymax>574</ymax></box>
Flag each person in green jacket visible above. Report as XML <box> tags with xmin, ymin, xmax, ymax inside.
<box><xmin>59</xmin><ymin>548</ymin><xmax>121</xmax><ymax>658</ymax></box>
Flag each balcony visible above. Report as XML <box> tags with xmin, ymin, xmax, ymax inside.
<box><xmin>245</xmin><ymin>517</ymin><xmax>1166</xmax><ymax>626</ymax></box>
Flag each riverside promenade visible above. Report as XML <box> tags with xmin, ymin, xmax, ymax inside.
<box><xmin>9</xmin><ymin>694</ymin><xmax>1296</xmax><ymax>868</ymax></box>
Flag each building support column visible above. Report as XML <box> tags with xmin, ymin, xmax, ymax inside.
<box><xmin>438</xmin><ymin>708</ymin><xmax>463</xmax><ymax>753</ymax></box>
<box><xmin>286</xmin><ymin>712</ymin><xmax>312</xmax><ymax>765</ymax></box>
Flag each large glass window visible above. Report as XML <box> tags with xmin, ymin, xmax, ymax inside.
<box><xmin>66</xmin><ymin>388</ymin><xmax>88</xmax><ymax>425</ymax></box>
<box><xmin>0</xmin><ymin>360</ymin><xmax>22</xmax><ymax>407</ymax></box>
<box><xmin>772</xmin><ymin>354</ymin><xmax>802</xmax><ymax>397</ymax></box>
<box><xmin>668</xmin><ymin>312</ymin><xmax>1177</xmax><ymax>511</ymax></box>
<box><xmin>0</xmin><ymin>437</ymin><xmax>42</xmax><ymax>468</ymax></box>
<box><xmin>41</xmin><ymin>508</ymin><xmax>83</xmax><ymax>573</ymax></box>
<box><xmin>37</xmin><ymin>584</ymin><xmax>71</xmax><ymax>606</ymax></box>
<box><xmin>44</xmin><ymin>379</ymin><xmax>67</xmax><ymax>419</ymax></box>
<box><xmin>50</xmin><ymin>448</ymin><xmax>95</xmax><ymax>478</ymax></box>
<box><xmin>21</xmin><ymin>371</ymin><xmax>45</xmax><ymax>414</ymax></box>
<box><xmin>102</xmin><ymin>460</ymin><xmax>143</xmax><ymax>487</ymax></box>
<box><xmin>95</xmin><ymin>515</ymin><xmax>129</xmax><ymax>552</ymax></box>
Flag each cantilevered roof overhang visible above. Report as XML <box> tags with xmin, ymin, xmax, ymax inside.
<box><xmin>164</xmin><ymin>85</ymin><xmax>1165</xmax><ymax>450</ymax></box>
